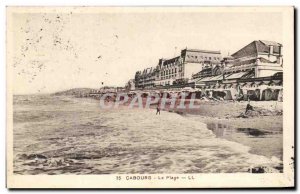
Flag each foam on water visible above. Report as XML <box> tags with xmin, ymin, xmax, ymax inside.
<box><xmin>13</xmin><ymin>95</ymin><xmax>282</xmax><ymax>174</ymax></box>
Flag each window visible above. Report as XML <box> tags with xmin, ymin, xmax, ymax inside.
<box><xmin>209</xmin><ymin>57</ymin><xmax>211</xmax><ymax>60</ymax></box>
<box><xmin>195</xmin><ymin>56</ymin><xmax>197</xmax><ymax>59</ymax></box>
<box><xmin>172</xmin><ymin>69</ymin><xmax>174</xmax><ymax>74</ymax></box>
<box><xmin>175</xmin><ymin>68</ymin><xmax>177</xmax><ymax>73</ymax></box>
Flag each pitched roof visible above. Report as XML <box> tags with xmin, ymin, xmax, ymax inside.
<box><xmin>231</xmin><ymin>40</ymin><xmax>282</xmax><ymax>59</ymax></box>
<box><xmin>256</xmin><ymin>40</ymin><xmax>281</xmax><ymax>54</ymax></box>
<box><xmin>163</xmin><ymin>56</ymin><xmax>181</xmax><ymax>66</ymax></box>
<box><xmin>259</xmin><ymin>40</ymin><xmax>282</xmax><ymax>47</ymax></box>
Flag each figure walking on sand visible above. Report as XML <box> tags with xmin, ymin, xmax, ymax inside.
<box><xmin>245</xmin><ymin>98</ymin><xmax>254</xmax><ymax>114</ymax></box>
<box><xmin>156</xmin><ymin>104</ymin><xmax>161</xmax><ymax>115</ymax></box>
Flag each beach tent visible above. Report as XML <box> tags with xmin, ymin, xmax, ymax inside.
<box><xmin>212</xmin><ymin>91</ymin><xmax>226</xmax><ymax>99</ymax></box>
<box><xmin>271</xmin><ymin>89</ymin><xmax>280</xmax><ymax>100</ymax></box>
<box><xmin>260</xmin><ymin>86</ymin><xmax>282</xmax><ymax>101</ymax></box>
<box><xmin>261</xmin><ymin>89</ymin><xmax>273</xmax><ymax>101</ymax></box>
<box><xmin>247</xmin><ymin>89</ymin><xmax>260</xmax><ymax>101</ymax></box>
<box><xmin>193</xmin><ymin>91</ymin><xmax>202</xmax><ymax>99</ymax></box>
<box><xmin>223</xmin><ymin>90</ymin><xmax>233</xmax><ymax>100</ymax></box>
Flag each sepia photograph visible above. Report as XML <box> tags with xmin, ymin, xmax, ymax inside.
<box><xmin>6</xmin><ymin>6</ymin><xmax>294</xmax><ymax>188</ymax></box>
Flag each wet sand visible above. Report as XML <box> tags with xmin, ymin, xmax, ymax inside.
<box><xmin>160</xmin><ymin>101</ymin><xmax>283</xmax><ymax>161</ymax></box>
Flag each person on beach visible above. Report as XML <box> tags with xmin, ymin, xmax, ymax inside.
<box><xmin>245</xmin><ymin>99</ymin><xmax>254</xmax><ymax>114</ymax></box>
<box><xmin>156</xmin><ymin>104</ymin><xmax>161</xmax><ymax>115</ymax></box>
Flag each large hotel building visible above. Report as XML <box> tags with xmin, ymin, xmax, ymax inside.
<box><xmin>134</xmin><ymin>48</ymin><xmax>222</xmax><ymax>89</ymax></box>
<box><xmin>131</xmin><ymin>40</ymin><xmax>283</xmax><ymax>101</ymax></box>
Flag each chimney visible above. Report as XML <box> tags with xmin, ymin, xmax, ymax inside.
<box><xmin>279</xmin><ymin>45</ymin><xmax>282</xmax><ymax>56</ymax></box>
<box><xmin>158</xmin><ymin>58</ymin><xmax>165</xmax><ymax>66</ymax></box>
<box><xmin>181</xmin><ymin>49</ymin><xmax>187</xmax><ymax>58</ymax></box>
<box><xmin>269</xmin><ymin>45</ymin><xmax>274</xmax><ymax>55</ymax></box>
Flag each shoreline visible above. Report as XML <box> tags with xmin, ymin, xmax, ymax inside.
<box><xmin>159</xmin><ymin>101</ymin><xmax>283</xmax><ymax>161</ymax></box>
<box><xmin>15</xmin><ymin>95</ymin><xmax>283</xmax><ymax>173</ymax></box>
<box><xmin>69</xmin><ymin>95</ymin><xmax>283</xmax><ymax>161</ymax></box>
<box><xmin>76</xmin><ymin>95</ymin><xmax>283</xmax><ymax>162</ymax></box>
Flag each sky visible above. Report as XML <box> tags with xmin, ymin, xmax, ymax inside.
<box><xmin>9</xmin><ymin>8</ymin><xmax>283</xmax><ymax>94</ymax></box>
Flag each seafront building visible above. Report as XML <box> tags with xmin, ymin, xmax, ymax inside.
<box><xmin>193</xmin><ymin>40</ymin><xmax>283</xmax><ymax>101</ymax></box>
<box><xmin>195</xmin><ymin>40</ymin><xmax>283</xmax><ymax>84</ymax></box>
<box><xmin>134</xmin><ymin>48</ymin><xmax>222</xmax><ymax>89</ymax></box>
<box><xmin>125</xmin><ymin>40</ymin><xmax>283</xmax><ymax>101</ymax></box>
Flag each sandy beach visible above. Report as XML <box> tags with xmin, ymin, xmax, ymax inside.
<box><xmin>158</xmin><ymin>100</ymin><xmax>283</xmax><ymax>161</ymax></box>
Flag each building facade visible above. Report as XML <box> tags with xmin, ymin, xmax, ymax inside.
<box><xmin>194</xmin><ymin>40</ymin><xmax>283</xmax><ymax>85</ymax></box>
<box><xmin>225</xmin><ymin>40</ymin><xmax>283</xmax><ymax>78</ymax></box>
<box><xmin>134</xmin><ymin>48</ymin><xmax>222</xmax><ymax>89</ymax></box>
<box><xmin>134</xmin><ymin>67</ymin><xmax>157</xmax><ymax>89</ymax></box>
<box><xmin>192</xmin><ymin>40</ymin><xmax>283</xmax><ymax>101</ymax></box>
<box><xmin>132</xmin><ymin>40</ymin><xmax>283</xmax><ymax>101</ymax></box>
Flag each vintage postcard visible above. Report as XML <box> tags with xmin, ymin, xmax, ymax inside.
<box><xmin>6</xmin><ymin>6</ymin><xmax>294</xmax><ymax>188</ymax></box>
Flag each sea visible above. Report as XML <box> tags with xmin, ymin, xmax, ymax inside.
<box><xmin>13</xmin><ymin>95</ymin><xmax>282</xmax><ymax>175</ymax></box>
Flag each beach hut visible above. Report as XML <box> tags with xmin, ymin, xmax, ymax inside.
<box><xmin>271</xmin><ymin>89</ymin><xmax>280</xmax><ymax>100</ymax></box>
<box><xmin>223</xmin><ymin>90</ymin><xmax>233</xmax><ymax>100</ymax></box>
<box><xmin>261</xmin><ymin>89</ymin><xmax>273</xmax><ymax>101</ymax></box>
<box><xmin>247</xmin><ymin>89</ymin><xmax>260</xmax><ymax>101</ymax></box>
<box><xmin>194</xmin><ymin>90</ymin><xmax>202</xmax><ymax>99</ymax></box>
